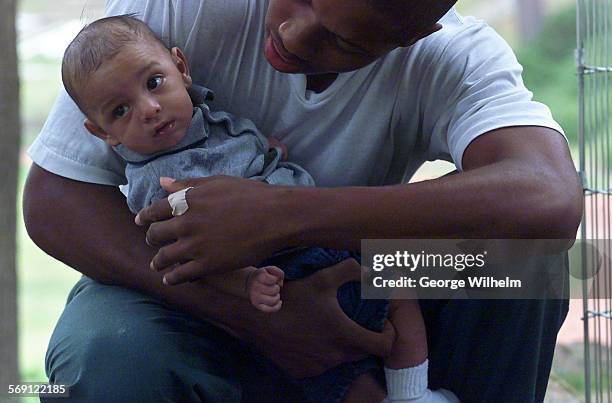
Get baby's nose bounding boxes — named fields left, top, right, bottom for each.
left=141, top=96, right=161, bottom=120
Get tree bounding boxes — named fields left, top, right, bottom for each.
left=0, top=0, right=21, bottom=388
left=516, top=0, right=546, bottom=42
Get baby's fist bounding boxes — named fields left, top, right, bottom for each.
left=248, top=266, right=284, bottom=313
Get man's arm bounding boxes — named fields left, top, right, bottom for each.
left=139, top=126, right=583, bottom=277
left=302, top=127, right=582, bottom=244
left=22, top=164, right=393, bottom=378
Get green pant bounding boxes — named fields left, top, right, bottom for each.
left=45, top=276, right=569, bottom=402
left=43, top=276, right=304, bottom=402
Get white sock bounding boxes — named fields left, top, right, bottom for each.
left=385, top=360, right=428, bottom=400
left=383, top=360, right=460, bottom=403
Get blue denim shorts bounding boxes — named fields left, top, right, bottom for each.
left=260, top=248, right=389, bottom=403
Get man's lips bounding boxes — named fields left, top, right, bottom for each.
left=264, top=32, right=306, bottom=73
left=155, top=120, right=175, bottom=136
left=271, top=34, right=303, bottom=65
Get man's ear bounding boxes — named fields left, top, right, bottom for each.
left=405, top=23, right=443, bottom=46
left=84, top=119, right=120, bottom=146
left=171, top=47, right=192, bottom=89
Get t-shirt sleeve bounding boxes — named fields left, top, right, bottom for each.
left=27, top=89, right=128, bottom=185
left=416, top=16, right=564, bottom=171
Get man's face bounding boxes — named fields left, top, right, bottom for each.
left=82, top=42, right=194, bottom=155
left=264, top=0, right=448, bottom=74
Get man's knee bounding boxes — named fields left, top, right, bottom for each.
left=44, top=281, right=241, bottom=402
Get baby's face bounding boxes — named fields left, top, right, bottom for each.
left=82, top=42, right=194, bottom=155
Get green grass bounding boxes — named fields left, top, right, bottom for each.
left=556, top=368, right=611, bottom=398
left=19, top=57, right=62, bottom=147
left=16, top=165, right=81, bottom=384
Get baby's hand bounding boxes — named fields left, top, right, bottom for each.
left=268, top=137, right=288, bottom=161
left=248, top=266, right=284, bottom=313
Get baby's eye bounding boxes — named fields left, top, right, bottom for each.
left=112, top=104, right=129, bottom=119
left=147, top=75, right=164, bottom=90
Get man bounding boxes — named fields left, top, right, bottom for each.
left=25, top=0, right=582, bottom=401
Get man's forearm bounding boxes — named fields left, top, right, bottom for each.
left=22, top=164, right=255, bottom=333
left=284, top=128, right=583, bottom=249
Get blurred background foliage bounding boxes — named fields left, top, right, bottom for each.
left=517, top=5, right=578, bottom=144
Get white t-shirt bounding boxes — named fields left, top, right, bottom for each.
left=27, top=0, right=563, bottom=188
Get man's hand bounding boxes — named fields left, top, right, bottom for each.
left=136, top=176, right=290, bottom=284
left=248, top=266, right=284, bottom=313
left=237, top=259, right=395, bottom=378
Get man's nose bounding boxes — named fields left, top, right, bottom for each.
left=278, top=13, right=321, bottom=59
left=140, top=96, right=161, bottom=121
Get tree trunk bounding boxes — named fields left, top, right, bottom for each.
left=0, top=0, right=21, bottom=388
left=516, top=0, right=546, bottom=42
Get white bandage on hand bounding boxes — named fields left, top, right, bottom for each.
left=167, top=186, right=195, bottom=216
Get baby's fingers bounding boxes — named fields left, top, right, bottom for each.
left=257, top=270, right=283, bottom=286
left=256, top=300, right=282, bottom=313
left=252, top=293, right=281, bottom=307
left=257, top=283, right=281, bottom=296
left=261, top=266, right=284, bottom=283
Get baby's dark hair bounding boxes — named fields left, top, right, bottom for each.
left=62, top=14, right=167, bottom=111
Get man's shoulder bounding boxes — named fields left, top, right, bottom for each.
left=411, top=8, right=503, bottom=62
left=383, top=8, right=517, bottom=87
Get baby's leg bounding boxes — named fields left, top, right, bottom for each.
left=385, top=299, right=428, bottom=369
left=382, top=300, right=459, bottom=403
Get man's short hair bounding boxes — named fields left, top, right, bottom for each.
left=369, top=0, right=458, bottom=32
left=61, top=14, right=167, bottom=112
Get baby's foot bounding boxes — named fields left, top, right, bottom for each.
left=381, top=389, right=459, bottom=403
left=384, top=360, right=460, bottom=402
left=248, top=266, right=284, bottom=312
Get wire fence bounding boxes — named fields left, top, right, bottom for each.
left=577, top=0, right=612, bottom=401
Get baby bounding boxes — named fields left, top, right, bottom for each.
left=61, top=15, right=457, bottom=403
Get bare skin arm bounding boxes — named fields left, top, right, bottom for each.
left=22, top=164, right=393, bottom=378
left=139, top=126, right=583, bottom=283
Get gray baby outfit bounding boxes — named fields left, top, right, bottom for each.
left=113, top=85, right=314, bottom=214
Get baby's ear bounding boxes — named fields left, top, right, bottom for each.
left=84, top=119, right=120, bottom=146
left=171, top=47, right=192, bottom=88
left=182, top=74, right=193, bottom=89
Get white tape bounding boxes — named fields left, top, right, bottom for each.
left=167, top=187, right=194, bottom=216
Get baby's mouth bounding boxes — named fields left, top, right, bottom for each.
left=155, top=120, right=175, bottom=136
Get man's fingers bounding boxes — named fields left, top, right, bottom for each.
left=160, top=177, right=199, bottom=193
left=137, top=176, right=234, bottom=226
left=163, top=260, right=203, bottom=285
left=159, top=175, right=233, bottom=193
left=315, top=258, right=362, bottom=290
left=337, top=313, right=395, bottom=359
left=146, top=219, right=182, bottom=247
left=150, top=241, right=192, bottom=271
left=135, top=198, right=173, bottom=226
